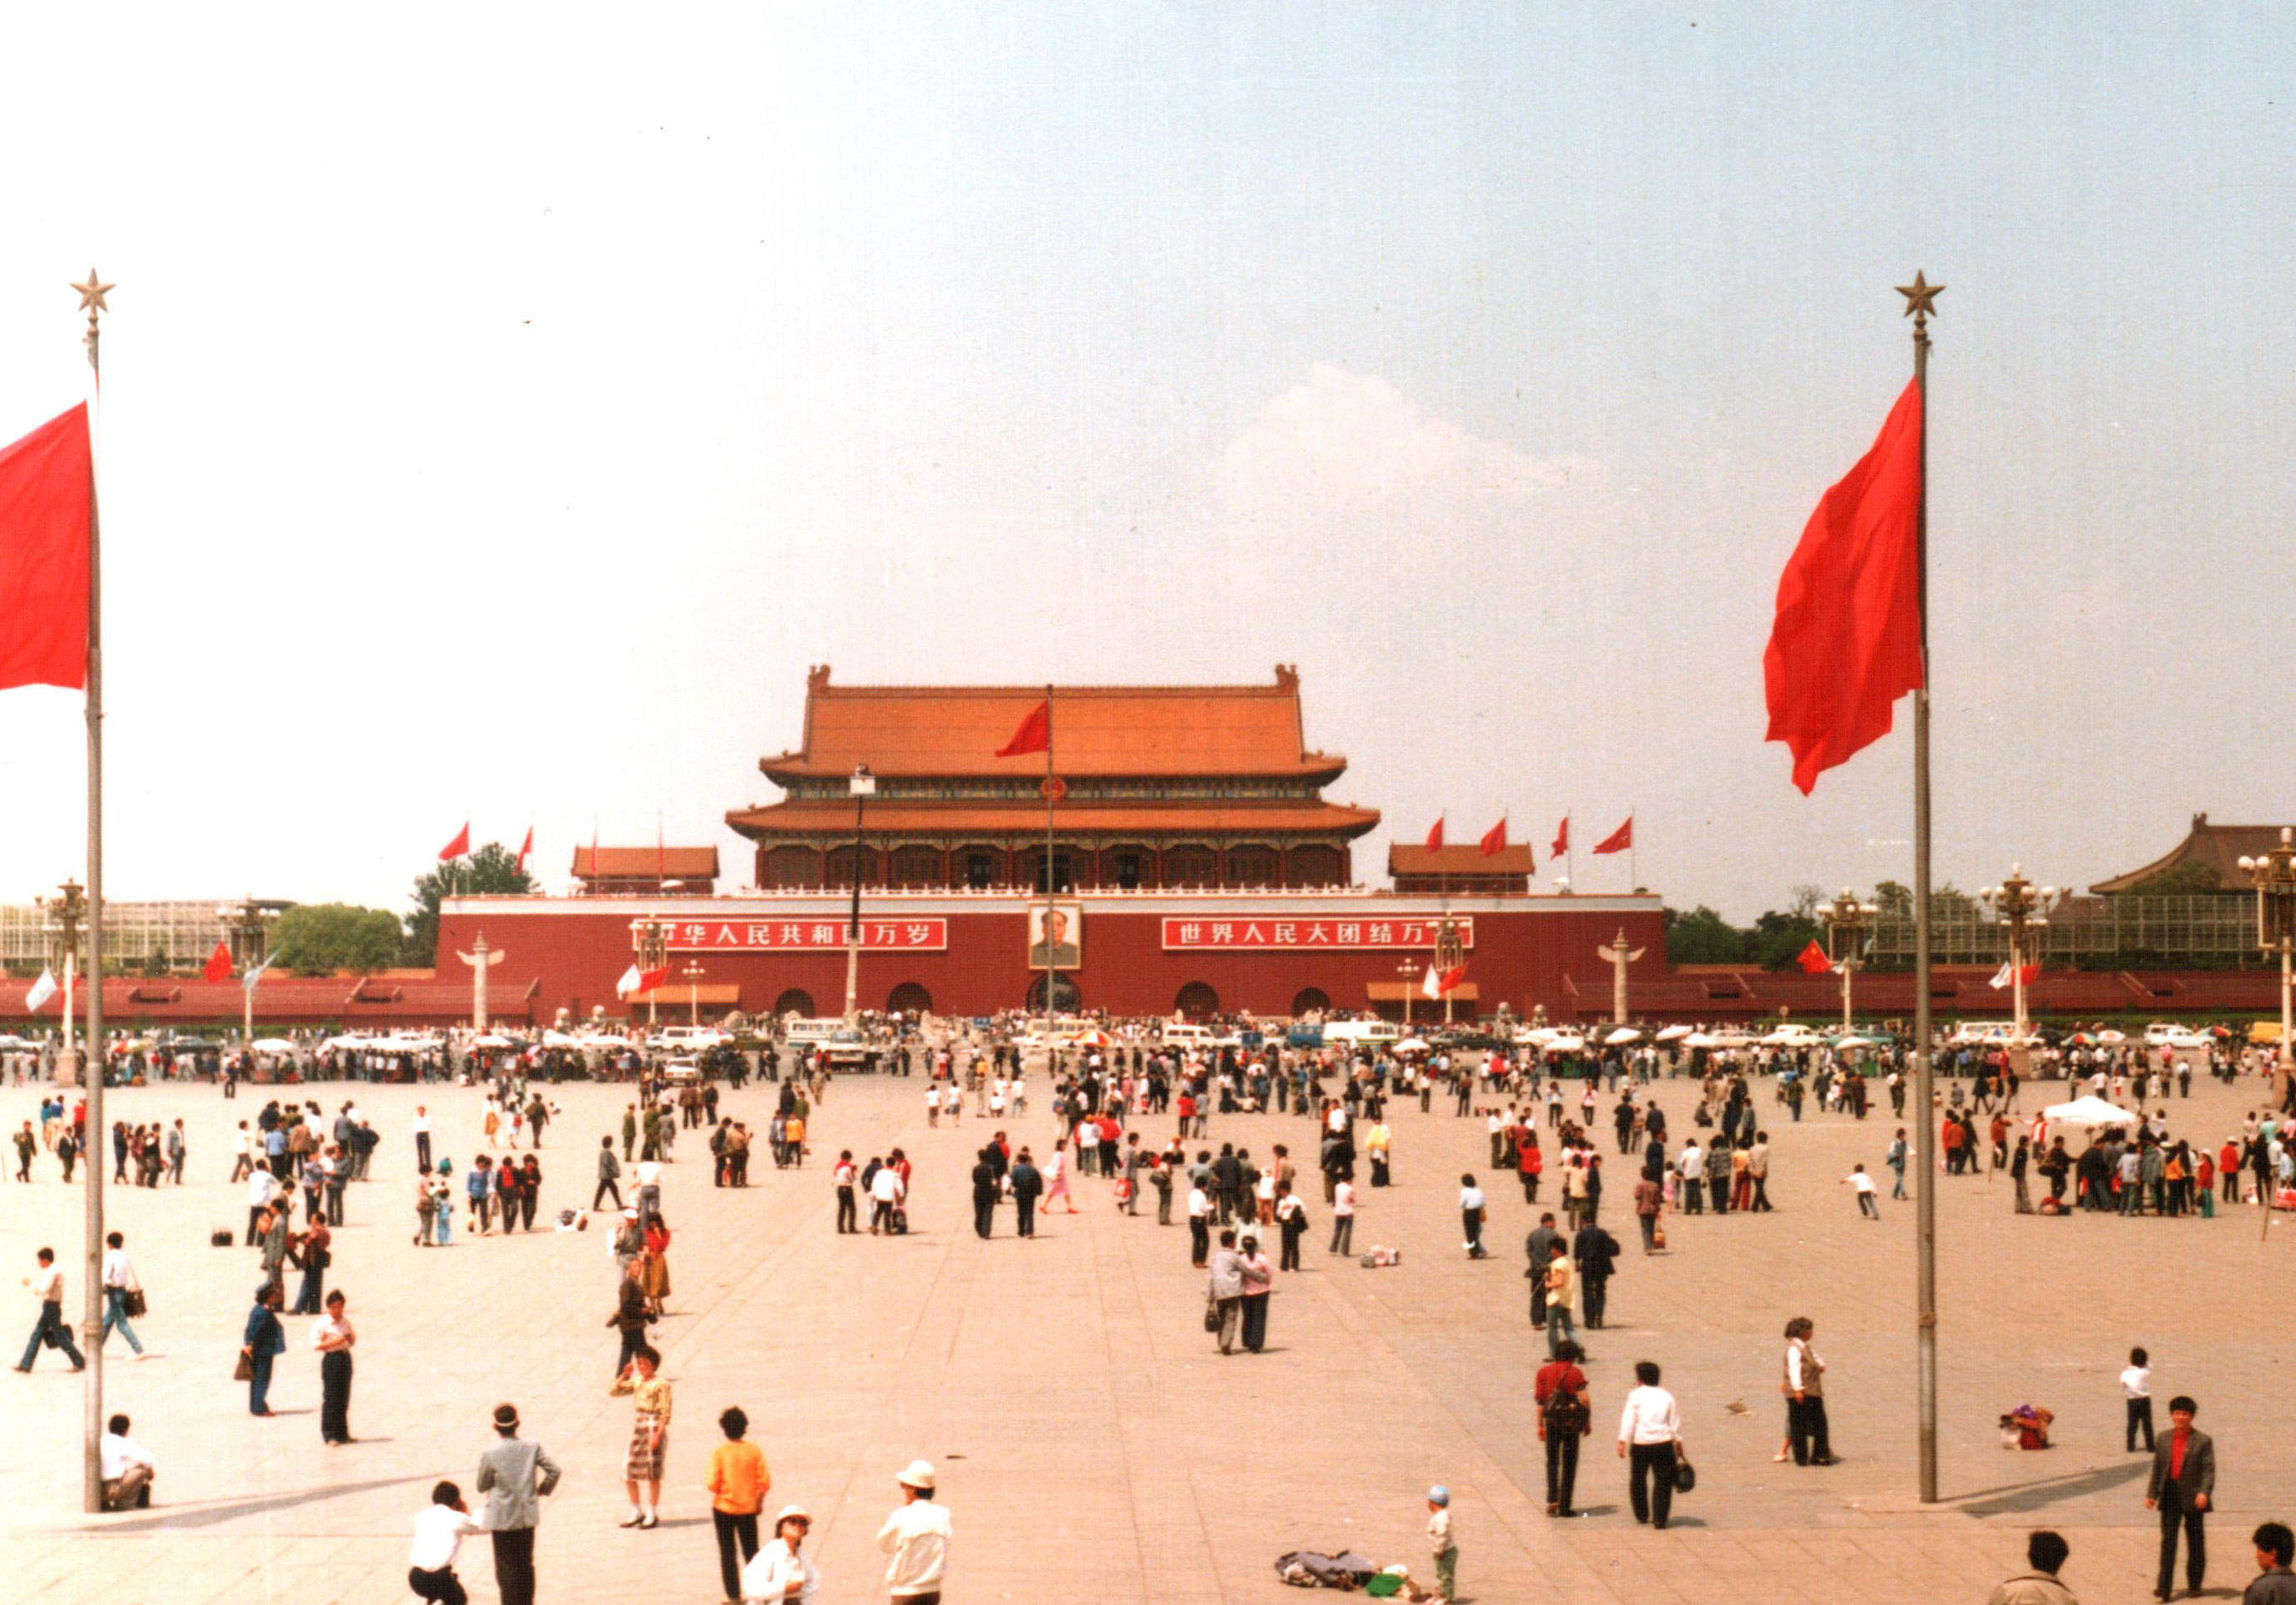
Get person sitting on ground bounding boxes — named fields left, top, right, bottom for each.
left=98, top=1412, right=155, bottom=1510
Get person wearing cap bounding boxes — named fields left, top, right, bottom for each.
left=477, top=1402, right=561, bottom=1605
left=709, top=1406, right=770, bottom=1604
left=742, top=1505, right=820, bottom=1603
left=1426, top=1486, right=1456, bottom=1602
left=877, top=1459, right=951, bottom=1602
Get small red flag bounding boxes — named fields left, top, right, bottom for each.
left=1478, top=818, right=1507, bottom=856
left=439, top=823, right=471, bottom=861
left=1552, top=817, right=1568, bottom=858
left=1764, top=380, right=1925, bottom=794
left=997, top=699, right=1052, bottom=757
left=1592, top=816, right=1632, bottom=855
left=0, top=404, right=93, bottom=693
left=1425, top=818, right=1445, bottom=853
left=1796, top=939, right=1832, bottom=975
left=638, top=964, right=670, bottom=993
left=202, top=940, right=234, bottom=984
left=517, top=825, right=533, bottom=871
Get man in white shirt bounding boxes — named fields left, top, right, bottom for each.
left=877, top=1460, right=951, bottom=1602
left=17, top=1246, right=85, bottom=1372
left=413, top=1107, right=434, bottom=1174
left=98, top=1412, right=155, bottom=1510
left=246, top=1164, right=280, bottom=1244
left=1617, top=1360, right=1683, bottom=1529
left=634, top=1158, right=664, bottom=1221
left=99, top=1230, right=145, bottom=1358
left=868, top=1163, right=905, bottom=1234
left=409, top=1478, right=486, bottom=1604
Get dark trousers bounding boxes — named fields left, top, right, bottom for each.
left=1016, top=1197, right=1037, bottom=1237
left=492, top=1527, right=537, bottom=1605
left=320, top=1349, right=353, bottom=1443
left=593, top=1179, right=622, bottom=1210
left=2157, top=1485, right=2206, bottom=1597
left=615, top=1324, right=647, bottom=1375
left=248, top=1351, right=275, bottom=1413
left=1789, top=1395, right=1831, bottom=1465
left=1582, top=1274, right=1608, bottom=1328
left=973, top=1196, right=996, bottom=1238
left=1637, top=1214, right=1657, bottom=1250
left=416, top=1133, right=432, bottom=1172
left=19, top=1299, right=84, bottom=1370
left=1280, top=1226, right=1303, bottom=1270
left=1241, top=1292, right=1269, bottom=1352
left=246, top=1206, right=265, bottom=1245
left=1753, top=1176, right=1772, bottom=1211
left=1709, top=1178, right=1728, bottom=1214
left=1544, top=1429, right=1581, bottom=1512
left=408, top=1567, right=468, bottom=1605
left=1330, top=1215, right=1355, bottom=1254
left=2127, top=1396, right=2155, bottom=1452
left=1189, top=1219, right=1210, bottom=1264
left=713, top=1508, right=760, bottom=1601
left=836, top=1187, right=857, bottom=1233
left=1627, top=1441, right=1676, bottom=1527
left=291, top=1264, right=324, bottom=1315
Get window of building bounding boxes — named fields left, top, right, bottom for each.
left=1288, top=843, right=1343, bottom=887
left=1026, top=848, right=1073, bottom=894
left=889, top=845, right=943, bottom=888
left=765, top=845, right=823, bottom=889
left=1108, top=846, right=1148, bottom=890
left=962, top=847, right=999, bottom=889
left=1225, top=845, right=1276, bottom=887
left=1163, top=844, right=1216, bottom=887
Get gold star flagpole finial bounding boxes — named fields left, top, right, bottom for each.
left=1896, top=270, right=1943, bottom=327
left=71, top=269, right=114, bottom=367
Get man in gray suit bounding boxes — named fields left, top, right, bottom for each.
left=477, top=1403, right=561, bottom=1605
left=2144, top=1394, right=2215, bottom=1602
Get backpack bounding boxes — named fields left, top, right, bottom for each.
left=1542, top=1371, right=1590, bottom=1435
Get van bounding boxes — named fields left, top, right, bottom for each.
left=1323, top=1020, right=1401, bottom=1049
left=1161, top=1022, right=1214, bottom=1049
left=784, top=1018, right=847, bottom=1047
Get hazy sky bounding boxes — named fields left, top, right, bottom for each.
left=0, top=6, right=2287, bottom=924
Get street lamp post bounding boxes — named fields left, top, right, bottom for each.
left=2238, top=829, right=2296, bottom=1102
left=36, top=880, right=87, bottom=1077
left=1395, top=955, right=1419, bottom=1028
left=682, top=961, right=706, bottom=1027
left=844, top=765, right=875, bottom=1025
left=218, top=897, right=269, bottom=1048
left=1979, top=866, right=2056, bottom=1041
left=1819, top=888, right=1879, bottom=1030
left=629, top=916, right=668, bottom=1029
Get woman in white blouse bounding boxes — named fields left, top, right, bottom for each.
left=742, top=1505, right=821, bottom=1602
left=1617, top=1360, right=1684, bottom=1529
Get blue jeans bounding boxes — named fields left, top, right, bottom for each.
left=100, top=1287, right=143, bottom=1355
left=20, top=1300, right=84, bottom=1370
left=249, top=1350, right=275, bottom=1413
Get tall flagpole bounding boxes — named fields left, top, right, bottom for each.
left=73, top=267, right=113, bottom=1515
left=1042, top=684, right=1056, bottom=1034
left=1900, top=269, right=1943, bottom=1505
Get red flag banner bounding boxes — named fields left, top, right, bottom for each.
left=1796, top=939, right=1832, bottom=975
left=1592, top=816, right=1632, bottom=855
left=1551, top=817, right=1568, bottom=858
left=1479, top=818, right=1507, bottom=856
left=0, top=404, right=92, bottom=693
left=517, top=825, right=533, bottom=871
left=1425, top=818, right=1445, bottom=853
left=439, top=823, right=471, bottom=861
left=1437, top=963, right=1468, bottom=996
left=1764, top=380, right=1926, bottom=794
left=202, top=940, right=233, bottom=984
left=997, top=699, right=1051, bottom=757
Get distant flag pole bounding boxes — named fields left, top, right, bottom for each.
left=1903, top=270, right=1942, bottom=1507
left=73, top=269, right=112, bottom=1517
left=1043, top=684, right=1056, bottom=1034
left=517, top=822, right=533, bottom=875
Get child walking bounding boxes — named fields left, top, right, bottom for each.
left=1842, top=1164, right=1880, bottom=1219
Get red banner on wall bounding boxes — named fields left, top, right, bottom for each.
left=666, top=918, right=946, bottom=951
left=1162, top=916, right=1473, bottom=951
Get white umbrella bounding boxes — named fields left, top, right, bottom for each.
left=1545, top=1034, right=1587, bottom=1052
left=1832, top=1035, right=1875, bottom=1050
left=1654, top=1024, right=1695, bottom=1042
left=2097, top=1029, right=2127, bottom=1043
left=1682, top=1032, right=1721, bottom=1048
left=250, top=1038, right=299, bottom=1054
left=2041, top=1095, right=2142, bottom=1128
left=472, top=1032, right=516, bottom=1048
left=1392, top=1037, right=1431, bottom=1054
left=1605, top=1027, right=1643, bottom=1045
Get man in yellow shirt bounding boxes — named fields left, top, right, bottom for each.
left=706, top=1406, right=769, bottom=1605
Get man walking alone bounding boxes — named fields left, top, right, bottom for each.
left=477, top=1403, right=560, bottom=1605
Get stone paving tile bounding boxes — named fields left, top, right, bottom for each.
left=1, top=1071, right=2291, bottom=1602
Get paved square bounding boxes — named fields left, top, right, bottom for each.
left=3, top=1067, right=2291, bottom=1603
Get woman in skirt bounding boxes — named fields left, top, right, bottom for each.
left=618, top=1343, right=672, bottom=1527
left=638, top=1215, right=674, bottom=1316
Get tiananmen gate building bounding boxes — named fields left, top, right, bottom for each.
left=437, top=666, right=1667, bottom=1022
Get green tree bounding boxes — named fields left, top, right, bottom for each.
left=272, top=903, right=403, bottom=975
left=403, top=842, right=535, bottom=966
left=140, top=941, right=169, bottom=978
left=1663, top=906, right=1747, bottom=965
left=1750, top=907, right=1824, bottom=971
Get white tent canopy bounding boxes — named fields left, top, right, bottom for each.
left=1654, top=1024, right=1694, bottom=1042
left=1605, top=1027, right=1643, bottom=1045
left=2041, top=1095, right=2142, bottom=1128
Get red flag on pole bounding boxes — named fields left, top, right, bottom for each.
left=517, top=825, right=532, bottom=872
left=202, top=940, right=233, bottom=983
left=1764, top=380, right=1926, bottom=794
left=1796, top=939, right=1832, bottom=975
left=1552, top=817, right=1568, bottom=858
left=1592, top=816, right=1633, bottom=855
left=439, top=823, right=470, bottom=861
left=1425, top=818, right=1445, bottom=853
left=997, top=700, right=1051, bottom=757
left=0, top=404, right=93, bottom=693
left=1478, top=818, right=1506, bottom=856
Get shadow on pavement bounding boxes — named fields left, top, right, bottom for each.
left=73, top=1474, right=432, bottom=1532
left=1955, top=1460, right=2148, bottom=1516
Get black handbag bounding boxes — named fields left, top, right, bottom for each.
left=1204, top=1298, right=1221, bottom=1333
left=1673, top=1454, right=1697, bottom=1493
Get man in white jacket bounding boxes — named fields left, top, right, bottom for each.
left=877, top=1460, right=950, bottom=1603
